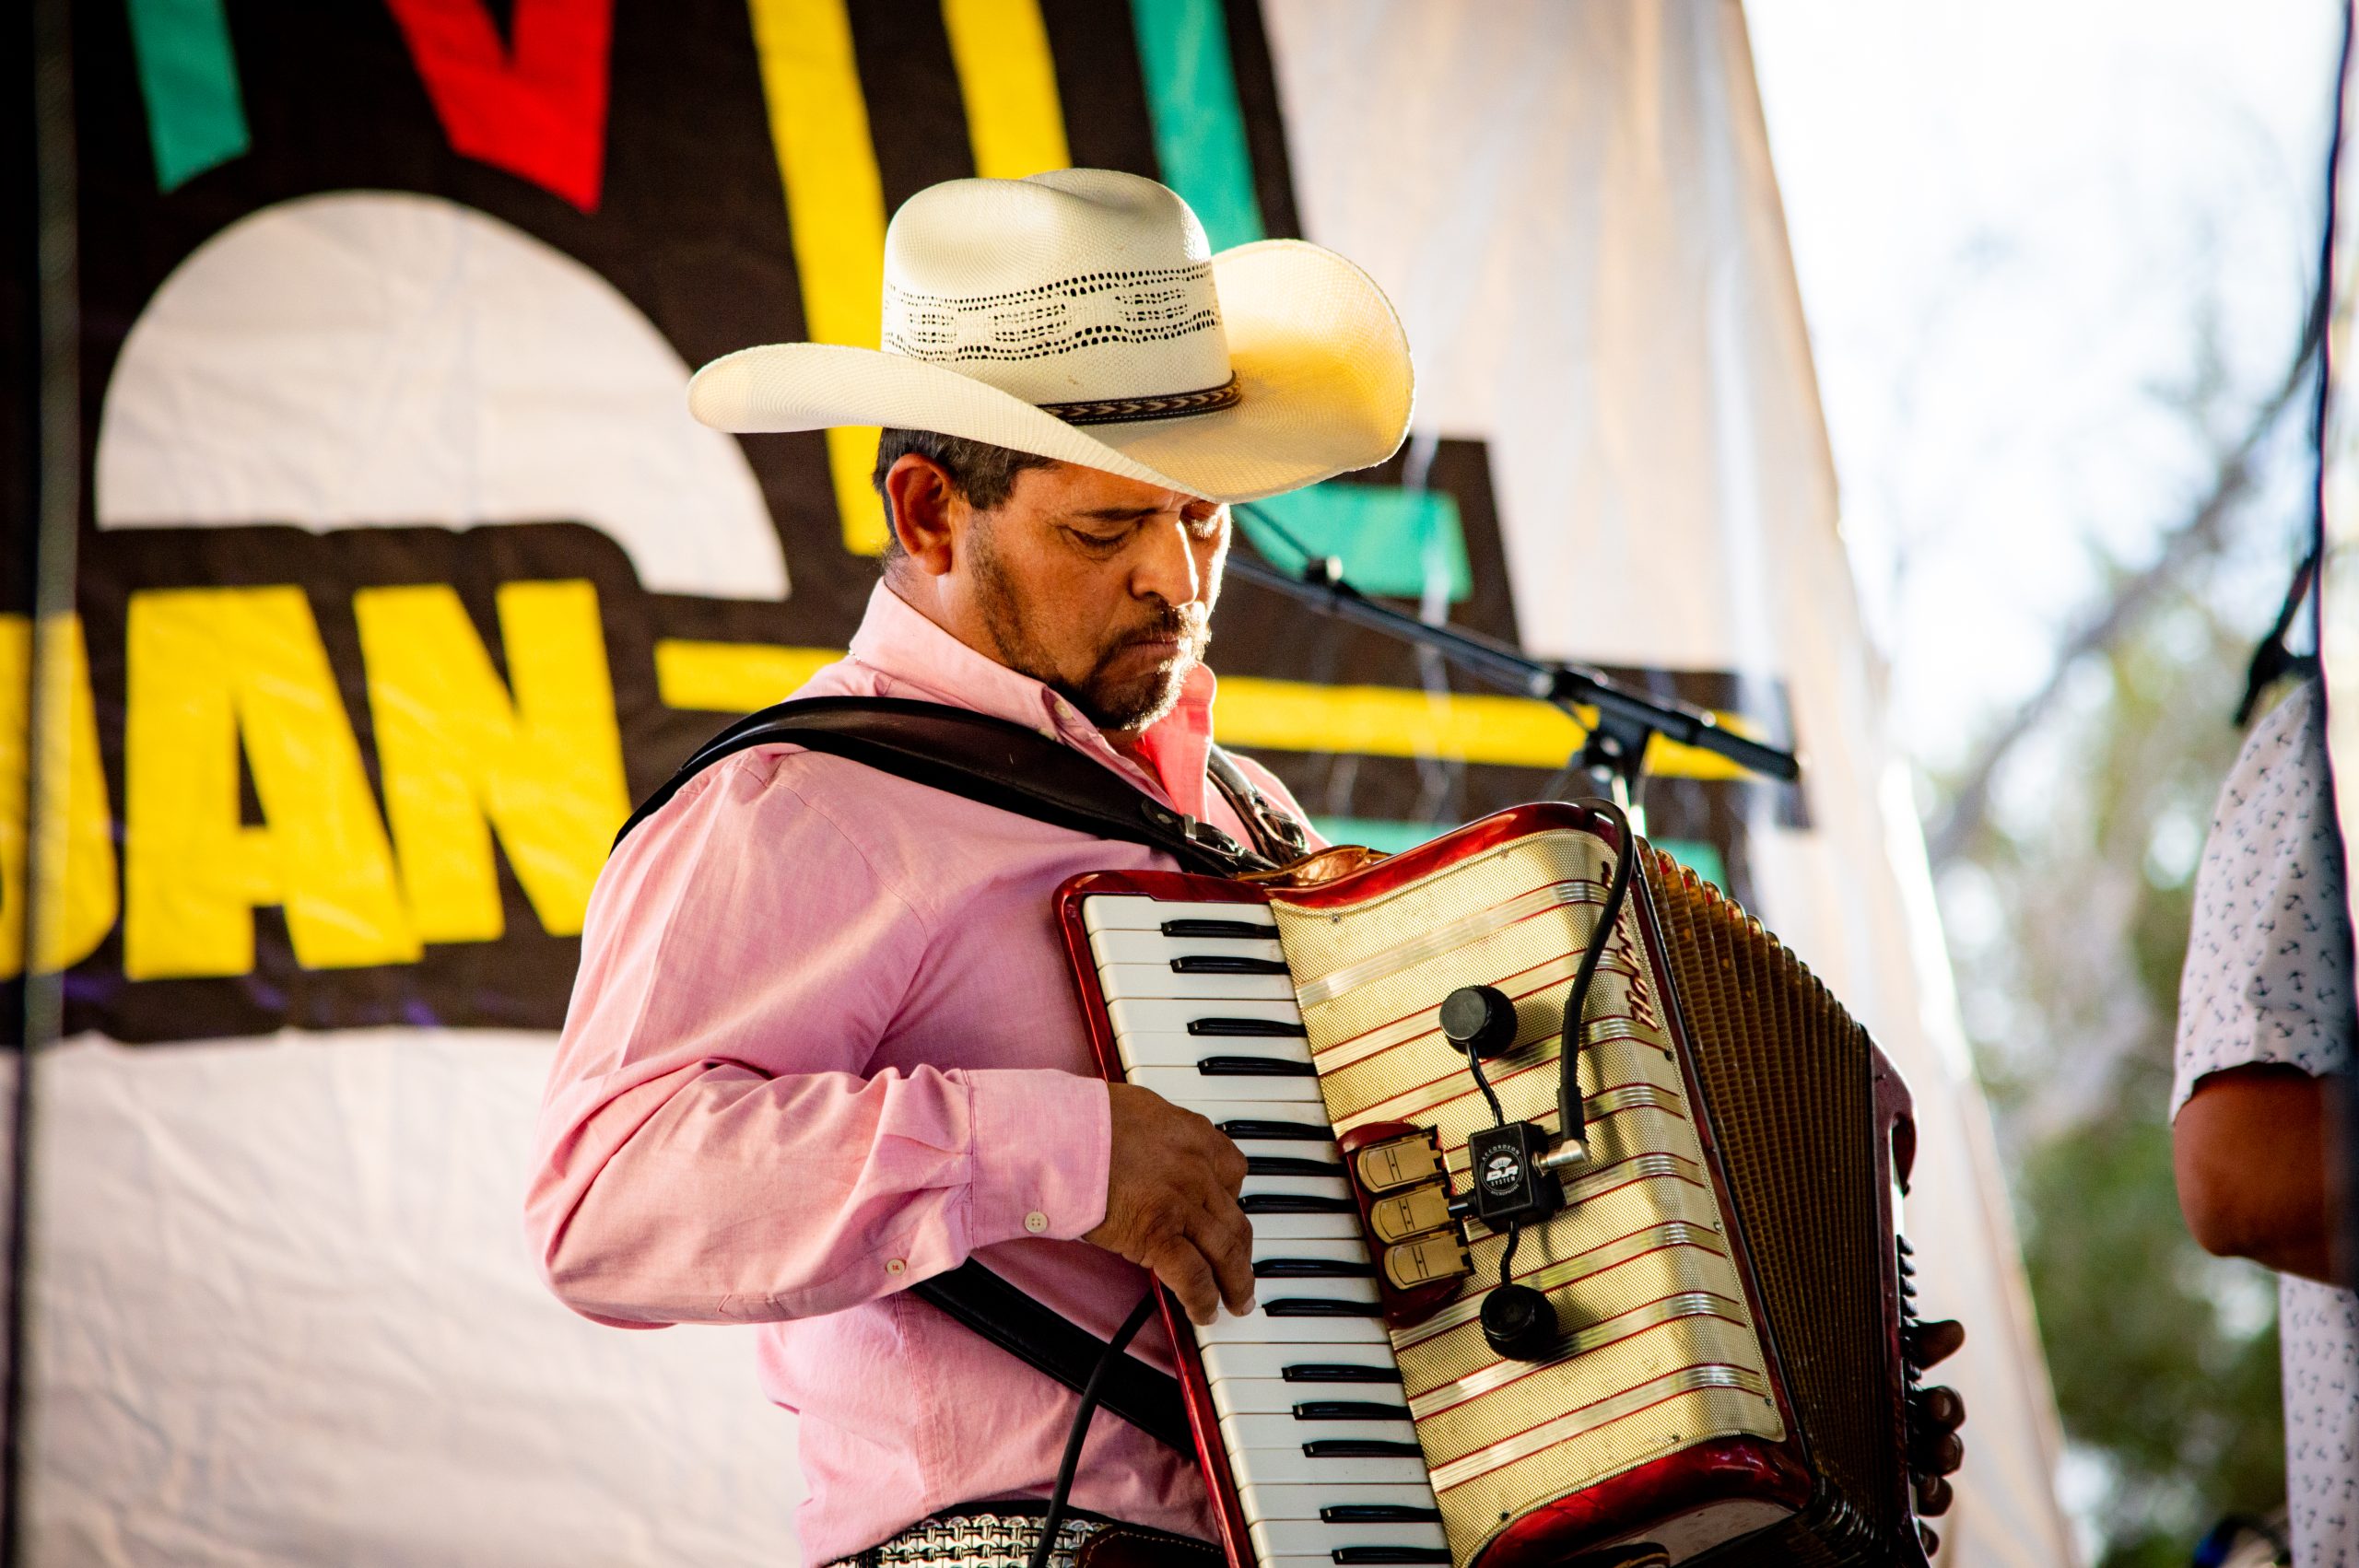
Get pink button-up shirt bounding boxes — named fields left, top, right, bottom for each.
left=527, top=582, right=1314, bottom=1562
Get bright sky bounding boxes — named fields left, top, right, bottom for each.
left=1746, top=0, right=2341, bottom=772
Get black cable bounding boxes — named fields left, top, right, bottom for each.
left=1559, top=800, right=1636, bottom=1153
left=1498, top=1223, right=1522, bottom=1290
left=1030, top=1288, right=1162, bottom=1568
left=1461, top=1036, right=1507, bottom=1128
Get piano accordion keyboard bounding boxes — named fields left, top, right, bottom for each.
left=1080, top=895, right=1451, bottom=1568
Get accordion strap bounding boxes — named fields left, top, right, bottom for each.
left=616, top=694, right=1276, bottom=876
left=910, top=1261, right=1194, bottom=1455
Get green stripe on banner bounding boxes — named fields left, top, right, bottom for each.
left=1128, top=0, right=1262, bottom=249
left=125, top=0, right=251, bottom=191
left=1309, top=820, right=1730, bottom=895
left=1242, top=486, right=1472, bottom=602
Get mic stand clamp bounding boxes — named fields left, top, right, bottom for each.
left=1572, top=710, right=1658, bottom=821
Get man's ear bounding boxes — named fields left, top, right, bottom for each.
left=883, top=454, right=961, bottom=577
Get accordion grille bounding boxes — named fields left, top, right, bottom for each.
left=1640, top=848, right=1902, bottom=1562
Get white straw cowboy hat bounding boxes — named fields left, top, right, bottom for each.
left=687, top=169, right=1414, bottom=502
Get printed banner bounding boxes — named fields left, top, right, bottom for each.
left=9, top=2, right=2071, bottom=1562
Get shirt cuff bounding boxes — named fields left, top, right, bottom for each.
left=966, top=1069, right=1111, bottom=1246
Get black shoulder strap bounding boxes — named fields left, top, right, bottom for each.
left=616, top=695, right=1272, bottom=877
left=909, top=1262, right=1193, bottom=1453
left=1206, top=745, right=1313, bottom=862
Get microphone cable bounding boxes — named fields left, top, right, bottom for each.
left=1557, top=799, right=1635, bottom=1157
left=1029, top=1286, right=1163, bottom=1568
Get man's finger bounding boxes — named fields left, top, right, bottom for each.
left=1209, top=1133, right=1248, bottom=1197
left=1152, top=1238, right=1221, bottom=1327
left=1919, top=1387, right=1966, bottom=1431
left=1915, top=1473, right=1954, bottom=1517
left=1910, top=1318, right=1966, bottom=1369
left=1912, top=1430, right=1965, bottom=1478
left=1191, top=1199, right=1257, bottom=1316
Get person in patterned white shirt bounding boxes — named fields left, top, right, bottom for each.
left=2174, top=679, right=2355, bottom=1568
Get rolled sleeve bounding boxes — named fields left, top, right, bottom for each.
left=966, top=1067, right=1110, bottom=1245
left=2174, top=685, right=2357, bottom=1117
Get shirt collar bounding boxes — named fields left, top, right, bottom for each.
left=844, top=581, right=1221, bottom=820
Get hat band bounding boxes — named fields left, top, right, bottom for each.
left=1038, top=375, right=1241, bottom=427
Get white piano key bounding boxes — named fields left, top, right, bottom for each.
left=1115, top=1033, right=1314, bottom=1070
left=1240, top=1174, right=1353, bottom=1203
left=1248, top=1235, right=1365, bottom=1268
left=1082, top=896, right=1275, bottom=932
left=1195, top=1305, right=1391, bottom=1345
left=1201, top=1341, right=1402, bottom=1385
left=1205, top=1445, right=1431, bottom=1485
left=1098, top=963, right=1298, bottom=1002
left=1235, top=1480, right=1443, bottom=1524
left=1238, top=1211, right=1365, bottom=1242
left=1226, top=1413, right=1410, bottom=1445
left=1250, top=1519, right=1450, bottom=1557
left=1259, top=1276, right=1381, bottom=1307
left=1125, top=1067, right=1325, bottom=1106
left=1210, top=1377, right=1412, bottom=1418
left=1105, top=996, right=1305, bottom=1036
left=1092, top=929, right=1286, bottom=965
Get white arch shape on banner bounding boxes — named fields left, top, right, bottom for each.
left=93, top=189, right=788, bottom=601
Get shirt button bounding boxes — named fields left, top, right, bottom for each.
left=885, top=1258, right=907, bottom=1275
left=1024, top=1211, right=1050, bottom=1234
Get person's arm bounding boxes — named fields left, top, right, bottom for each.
left=525, top=750, right=1255, bottom=1330
left=2174, top=1062, right=2346, bottom=1285
left=525, top=754, right=1114, bottom=1328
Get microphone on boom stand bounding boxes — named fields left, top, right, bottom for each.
left=1226, top=504, right=1803, bottom=820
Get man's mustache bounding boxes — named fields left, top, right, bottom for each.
left=1120, top=603, right=1210, bottom=649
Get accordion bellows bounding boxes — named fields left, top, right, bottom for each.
left=1059, top=803, right=1926, bottom=1568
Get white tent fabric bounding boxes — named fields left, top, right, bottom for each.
left=1258, top=5, right=2075, bottom=1565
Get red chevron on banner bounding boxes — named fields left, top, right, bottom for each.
left=384, top=0, right=614, bottom=212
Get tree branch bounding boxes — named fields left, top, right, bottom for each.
left=1923, top=332, right=2320, bottom=866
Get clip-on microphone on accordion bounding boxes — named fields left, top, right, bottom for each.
left=1442, top=798, right=1638, bottom=1366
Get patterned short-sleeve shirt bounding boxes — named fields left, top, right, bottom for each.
left=2174, top=682, right=2356, bottom=1568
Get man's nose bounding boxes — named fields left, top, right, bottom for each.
left=1131, top=516, right=1203, bottom=606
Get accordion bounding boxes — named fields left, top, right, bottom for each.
left=1056, top=803, right=1931, bottom=1568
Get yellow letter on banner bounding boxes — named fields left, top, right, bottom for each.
left=745, top=0, right=893, bottom=556
left=353, top=580, right=628, bottom=942
left=124, top=586, right=419, bottom=979
left=0, top=615, right=118, bottom=977
left=942, top=0, right=1071, bottom=179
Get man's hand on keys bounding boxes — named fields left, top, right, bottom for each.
left=1086, top=1082, right=1258, bottom=1326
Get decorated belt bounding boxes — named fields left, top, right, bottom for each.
left=830, top=1507, right=1219, bottom=1568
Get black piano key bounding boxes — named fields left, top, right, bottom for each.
left=1241, top=1194, right=1358, bottom=1215
left=1282, top=1363, right=1402, bottom=1384
left=1197, top=1056, right=1317, bottom=1078
left=1161, top=918, right=1280, bottom=940
left=1292, top=1400, right=1413, bottom=1422
left=1303, top=1439, right=1426, bottom=1458
left=1332, top=1550, right=1454, bottom=1565
left=1170, top=954, right=1292, bottom=976
left=1320, top=1506, right=1443, bottom=1525
left=1254, top=1257, right=1374, bottom=1279
left=1244, top=1154, right=1341, bottom=1177
left=1221, top=1118, right=1331, bottom=1141
left=1190, top=1017, right=1309, bottom=1037
left=1264, top=1298, right=1386, bottom=1318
